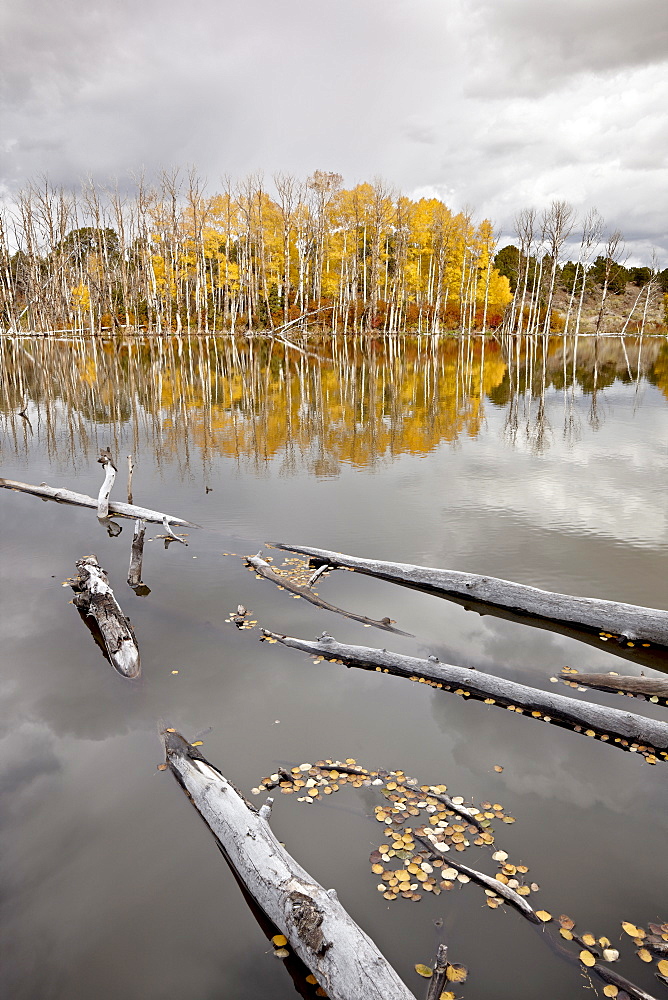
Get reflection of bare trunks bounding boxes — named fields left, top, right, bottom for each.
left=69, top=555, right=140, bottom=678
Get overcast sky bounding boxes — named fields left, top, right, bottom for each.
left=2, top=0, right=667, bottom=262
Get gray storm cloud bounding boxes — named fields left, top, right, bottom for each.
left=1, top=0, right=667, bottom=260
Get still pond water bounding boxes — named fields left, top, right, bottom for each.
left=1, top=333, right=667, bottom=1000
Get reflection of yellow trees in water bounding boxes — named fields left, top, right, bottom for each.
left=1, top=335, right=666, bottom=471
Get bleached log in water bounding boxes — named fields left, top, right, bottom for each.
left=272, top=544, right=668, bottom=651
left=162, top=730, right=416, bottom=1000
left=69, top=555, right=140, bottom=678
left=261, top=630, right=668, bottom=758
left=1, top=478, right=196, bottom=527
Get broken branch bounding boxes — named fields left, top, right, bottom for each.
left=559, top=670, right=668, bottom=701
left=96, top=449, right=116, bottom=518
left=127, top=519, right=147, bottom=589
left=246, top=553, right=412, bottom=636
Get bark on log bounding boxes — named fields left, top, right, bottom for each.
left=97, top=450, right=116, bottom=518
left=559, top=670, right=668, bottom=700
left=1, top=478, right=196, bottom=527
left=246, top=554, right=413, bottom=636
left=69, top=556, right=140, bottom=678
left=162, top=730, right=416, bottom=1000
left=272, top=544, right=668, bottom=655
left=261, top=631, right=668, bottom=758
left=127, top=519, right=146, bottom=588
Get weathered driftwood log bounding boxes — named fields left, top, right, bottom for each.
left=69, top=556, right=140, bottom=678
left=96, top=449, right=116, bottom=518
left=560, top=669, right=668, bottom=700
left=1, top=478, right=196, bottom=527
left=246, top=554, right=413, bottom=636
left=261, top=631, right=668, bottom=759
left=162, top=730, right=416, bottom=1000
left=591, top=964, right=659, bottom=1000
left=272, top=544, right=668, bottom=653
left=127, top=519, right=146, bottom=588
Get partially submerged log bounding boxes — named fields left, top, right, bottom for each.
left=127, top=519, right=147, bottom=589
left=96, top=449, right=116, bottom=518
left=272, top=544, right=668, bottom=658
left=261, top=630, right=668, bottom=759
left=1, top=478, right=196, bottom=527
left=69, top=556, right=140, bottom=678
left=246, top=553, right=413, bottom=636
left=559, top=669, right=668, bottom=701
left=162, top=730, right=416, bottom=1000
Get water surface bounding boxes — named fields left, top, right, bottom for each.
left=1, top=333, right=667, bottom=1000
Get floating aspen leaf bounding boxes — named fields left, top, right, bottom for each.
left=580, top=950, right=596, bottom=967
left=315, top=988, right=327, bottom=997
left=636, top=948, right=652, bottom=962
left=271, top=934, right=288, bottom=947
left=622, top=922, right=643, bottom=938
left=191, top=741, right=204, bottom=747
left=494, top=765, right=504, bottom=772
left=157, top=763, right=168, bottom=771
left=559, top=915, right=575, bottom=930
left=445, top=964, right=468, bottom=983
left=536, top=911, right=552, bottom=923
left=581, top=933, right=596, bottom=947
left=415, top=964, right=433, bottom=978
left=305, top=974, right=318, bottom=985
left=273, top=948, right=289, bottom=958
left=560, top=928, right=573, bottom=940
left=658, top=959, right=668, bottom=976
left=603, top=986, right=619, bottom=997
left=440, top=993, right=457, bottom=1000
left=165, top=728, right=176, bottom=733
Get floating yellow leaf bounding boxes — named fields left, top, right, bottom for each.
left=622, top=922, right=643, bottom=938
left=446, top=964, right=468, bottom=983
left=637, top=948, right=652, bottom=963
left=439, top=993, right=457, bottom=1000
left=191, top=741, right=203, bottom=747
left=658, top=959, right=668, bottom=976
left=156, top=763, right=168, bottom=771
left=305, top=975, right=317, bottom=985
left=271, top=934, right=288, bottom=947
left=536, top=911, right=552, bottom=923
left=560, top=928, right=573, bottom=940
left=581, top=933, right=596, bottom=947
left=273, top=948, right=289, bottom=958
left=494, top=765, right=504, bottom=772
left=580, top=950, right=596, bottom=967
left=415, top=964, right=433, bottom=978
left=603, top=986, right=619, bottom=997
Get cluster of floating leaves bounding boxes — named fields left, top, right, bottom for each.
left=252, top=761, right=541, bottom=910
left=224, top=606, right=258, bottom=631
left=414, top=959, right=468, bottom=998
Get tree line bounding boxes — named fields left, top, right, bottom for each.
left=495, top=203, right=668, bottom=336
left=0, top=171, right=511, bottom=336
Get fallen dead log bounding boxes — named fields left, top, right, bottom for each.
left=1, top=478, right=196, bottom=527
left=246, top=553, right=413, bottom=636
left=559, top=669, right=668, bottom=701
left=69, top=555, right=140, bottom=678
left=162, top=729, right=416, bottom=1000
left=272, top=544, right=668, bottom=654
left=261, top=630, right=668, bottom=759
left=97, top=449, right=116, bottom=518
left=127, top=519, right=146, bottom=589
